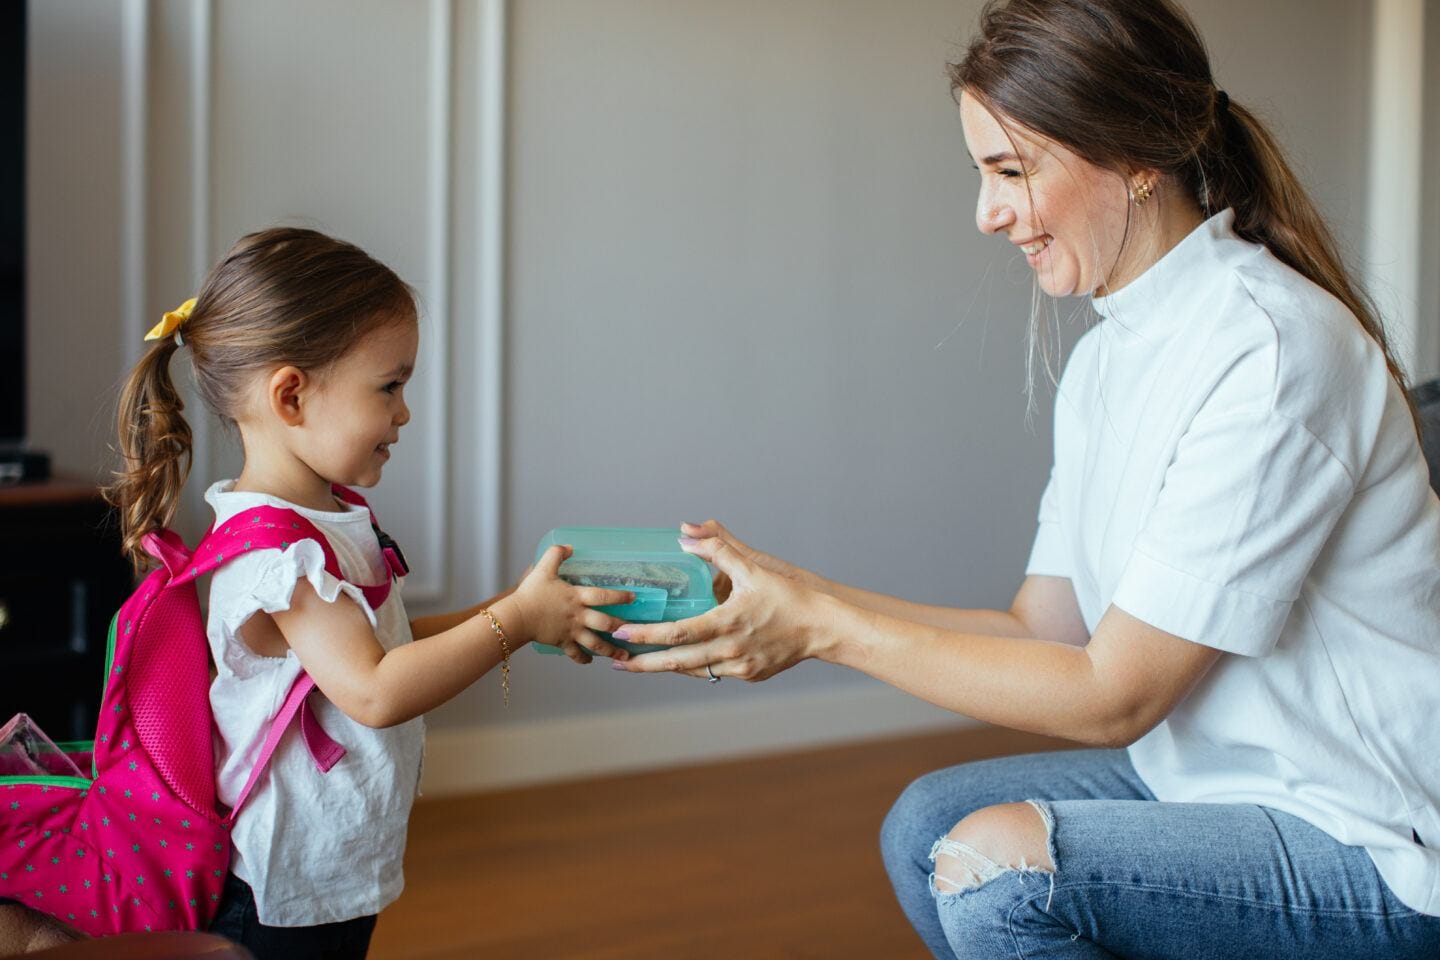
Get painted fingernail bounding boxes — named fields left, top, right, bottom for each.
left=678, top=537, right=700, bottom=547
left=612, top=627, right=631, bottom=640
left=611, top=661, right=629, bottom=671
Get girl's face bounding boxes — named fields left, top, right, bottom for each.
left=298, top=319, right=418, bottom=489
left=959, top=91, right=1136, bottom=297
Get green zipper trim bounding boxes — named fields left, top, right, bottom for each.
left=0, top=774, right=90, bottom=789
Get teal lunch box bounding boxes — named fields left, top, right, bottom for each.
left=532, top=527, right=717, bottom=655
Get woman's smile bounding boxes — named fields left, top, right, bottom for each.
left=1016, top=235, right=1052, bottom=264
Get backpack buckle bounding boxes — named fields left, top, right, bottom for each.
left=373, top=525, right=409, bottom=581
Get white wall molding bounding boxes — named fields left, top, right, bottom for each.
left=185, top=0, right=214, bottom=535
left=119, top=0, right=149, bottom=375
left=1366, top=0, right=1425, bottom=378
left=420, top=682, right=975, bottom=796
left=407, top=0, right=457, bottom=604
left=476, top=0, right=508, bottom=600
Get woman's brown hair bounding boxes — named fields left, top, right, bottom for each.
left=104, top=227, right=417, bottom=571
left=950, top=0, right=1416, bottom=429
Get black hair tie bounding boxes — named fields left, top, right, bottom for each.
left=1216, top=89, right=1230, bottom=114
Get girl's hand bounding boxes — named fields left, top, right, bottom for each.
left=679, top=519, right=828, bottom=602
left=612, top=534, right=828, bottom=681
left=508, top=544, right=635, bottom=664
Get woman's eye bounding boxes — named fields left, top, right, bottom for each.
left=999, top=168, right=1023, bottom=179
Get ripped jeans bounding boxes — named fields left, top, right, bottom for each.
left=879, top=749, right=1440, bottom=959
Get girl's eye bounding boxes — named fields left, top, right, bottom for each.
left=383, top=381, right=403, bottom=394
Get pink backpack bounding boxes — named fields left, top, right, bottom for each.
left=0, top=485, right=404, bottom=936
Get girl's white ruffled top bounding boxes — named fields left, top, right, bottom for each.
left=204, top=480, right=425, bottom=927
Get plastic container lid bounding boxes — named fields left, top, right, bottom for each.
left=532, top=527, right=716, bottom=655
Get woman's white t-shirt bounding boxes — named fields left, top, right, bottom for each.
left=1026, top=209, right=1440, bottom=915
left=204, top=480, right=425, bottom=927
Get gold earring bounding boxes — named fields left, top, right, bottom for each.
left=1132, top=180, right=1153, bottom=205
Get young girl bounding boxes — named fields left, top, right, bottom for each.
left=101, top=227, right=635, bottom=959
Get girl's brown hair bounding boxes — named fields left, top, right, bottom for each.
left=104, top=227, right=417, bottom=571
left=950, top=0, right=1415, bottom=429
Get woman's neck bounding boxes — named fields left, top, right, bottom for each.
left=1097, top=189, right=1206, bottom=296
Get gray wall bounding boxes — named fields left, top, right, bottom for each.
left=1423, top=3, right=1440, bottom=379
left=25, top=1, right=1392, bottom=786
left=483, top=0, right=1374, bottom=723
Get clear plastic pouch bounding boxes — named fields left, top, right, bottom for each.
left=0, top=713, right=86, bottom=778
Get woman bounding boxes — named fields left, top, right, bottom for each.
left=611, top=0, right=1440, bottom=956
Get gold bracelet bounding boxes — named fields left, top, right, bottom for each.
left=479, top=607, right=510, bottom=707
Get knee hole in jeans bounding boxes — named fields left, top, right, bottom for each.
left=929, top=799, right=1056, bottom=896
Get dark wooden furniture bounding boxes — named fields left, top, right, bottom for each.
left=0, top=479, right=133, bottom=742
left=26, top=931, right=252, bottom=959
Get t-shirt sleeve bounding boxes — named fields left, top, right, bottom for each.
left=1110, top=408, right=1354, bottom=657
left=1025, top=470, right=1071, bottom=579
left=210, top=539, right=379, bottom=653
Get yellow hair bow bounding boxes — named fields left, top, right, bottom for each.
left=145, top=297, right=197, bottom=342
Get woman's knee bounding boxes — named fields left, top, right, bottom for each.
left=931, top=800, right=1054, bottom=895
left=881, top=765, right=985, bottom=869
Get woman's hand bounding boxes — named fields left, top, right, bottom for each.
left=612, top=532, right=830, bottom=681
left=508, top=544, right=635, bottom=664
left=679, top=519, right=829, bottom=602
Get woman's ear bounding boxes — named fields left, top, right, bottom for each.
left=1125, top=165, right=1163, bottom=205
left=267, top=365, right=309, bottom=427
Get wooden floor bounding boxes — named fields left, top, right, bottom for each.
left=370, top=727, right=1074, bottom=960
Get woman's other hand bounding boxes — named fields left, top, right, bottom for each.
left=509, top=544, right=635, bottom=664
left=679, top=519, right=828, bottom=603
left=612, top=532, right=830, bottom=682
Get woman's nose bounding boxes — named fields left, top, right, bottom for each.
left=976, top=189, right=1014, bottom=235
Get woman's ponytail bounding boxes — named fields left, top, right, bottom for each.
left=1197, top=94, right=1418, bottom=433
left=103, top=338, right=194, bottom=573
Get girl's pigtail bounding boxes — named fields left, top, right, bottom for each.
left=103, top=338, right=194, bottom=572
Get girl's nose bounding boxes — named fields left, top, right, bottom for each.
left=396, top=398, right=411, bottom=426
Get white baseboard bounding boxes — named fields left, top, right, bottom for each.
left=419, top=684, right=978, bottom=796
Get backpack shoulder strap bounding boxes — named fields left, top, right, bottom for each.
left=223, top=671, right=344, bottom=825
left=186, top=502, right=398, bottom=610
left=174, top=505, right=346, bottom=586
left=168, top=507, right=353, bottom=804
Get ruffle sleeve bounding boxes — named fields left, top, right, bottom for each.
left=210, top=540, right=378, bottom=670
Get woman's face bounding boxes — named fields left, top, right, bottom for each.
left=959, top=91, right=1135, bottom=297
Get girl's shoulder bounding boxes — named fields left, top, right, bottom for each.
left=203, top=479, right=387, bottom=622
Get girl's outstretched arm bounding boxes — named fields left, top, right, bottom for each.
left=268, top=545, right=634, bottom=727
left=410, top=587, right=516, bottom=640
